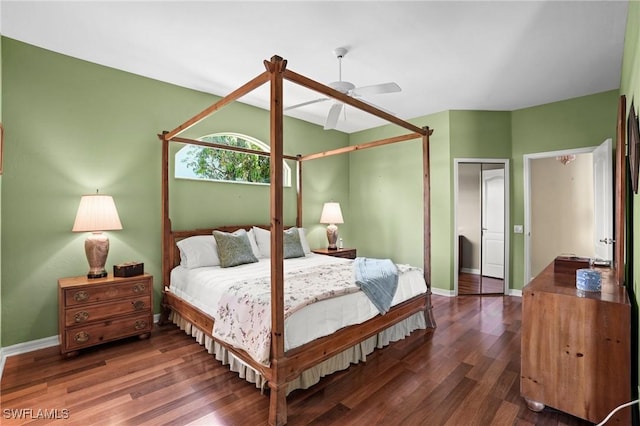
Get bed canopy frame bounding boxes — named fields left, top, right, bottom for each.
left=158, top=55, right=435, bottom=425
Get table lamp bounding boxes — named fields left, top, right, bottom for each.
left=72, top=192, right=123, bottom=278
left=320, top=202, right=344, bottom=250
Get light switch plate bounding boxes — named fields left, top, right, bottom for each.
left=514, top=225, right=524, bottom=234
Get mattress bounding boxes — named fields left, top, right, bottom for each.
left=169, top=253, right=427, bottom=364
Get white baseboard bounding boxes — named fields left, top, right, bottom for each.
left=0, top=313, right=162, bottom=379
left=0, top=335, right=59, bottom=379
left=431, top=287, right=456, bottom=297
left=460, top=268, right=480, bottom=275
left=431, top=287, right=521, bottom=297
left=2, top=335, right=60, bottom=359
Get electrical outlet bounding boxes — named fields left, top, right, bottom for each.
left=514, top=225, right=524, bottom=234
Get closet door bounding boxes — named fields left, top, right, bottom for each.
left=481, top=168, right=505, bottom=279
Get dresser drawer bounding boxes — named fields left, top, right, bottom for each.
left=63, top=295, right=151, bottom=327
left=64, top=313, right=153, bottom=351
left=63, top=278, right=150, bottom=307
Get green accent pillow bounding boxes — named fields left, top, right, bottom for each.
left=212, top=229, right=259, bottom=268
left=283, top=227, right=305, bottom=259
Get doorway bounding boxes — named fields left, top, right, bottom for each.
left=454, top=159, right=510, bottom=295
left=523, top=139, right=613, bottom=283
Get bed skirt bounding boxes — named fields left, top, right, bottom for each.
left=169, top=311, right=426, bottom=394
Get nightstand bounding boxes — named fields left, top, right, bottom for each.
left=312, top=247, right=357, bottom=259
left=58, top=273, right=153, bottom=357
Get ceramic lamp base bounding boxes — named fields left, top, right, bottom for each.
left=326, top=224, right=339, bottom=250
left=85, top=232, right=109, bottom=279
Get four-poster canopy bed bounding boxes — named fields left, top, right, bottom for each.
left=157, top=55, right=436, bottom=425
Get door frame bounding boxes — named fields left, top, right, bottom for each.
left=453, top=158, right=510, bottom=296
left=523, top=144, right=605, bottom=284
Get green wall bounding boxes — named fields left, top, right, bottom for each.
left=0, top=38, right=348, bottom=347
left=619, top=0, right=640, bottom=401
left=348, top=112, right=449, bottom=282
left=449, top=110, right=512, bottom=160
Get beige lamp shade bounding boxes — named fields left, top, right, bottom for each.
left=72, top=194, right=122, bottom=279
left=320, top=202, right=344, bottom=225
left=72, top=194, right=123, bottom=232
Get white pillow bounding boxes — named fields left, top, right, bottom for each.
left=297, top=228, right=311, bottom=254
left=247, top=228, right=262, bottom=259
left=252, top=226, right=271, bottom=258
left=176, top=235, right=219, bottom=269
left=252, top=226, right=311, bottom=257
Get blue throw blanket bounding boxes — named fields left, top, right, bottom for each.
left=353, top=257, right=399, bottom=315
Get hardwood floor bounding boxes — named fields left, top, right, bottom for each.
left=1, top=295, right=593, bottom=425
left=459, top=272, right=505, bottom=295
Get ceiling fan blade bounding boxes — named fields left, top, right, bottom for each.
left=324, top=103, right=343, bottom=130
left=284, top=97, right=329, bottom=111
left=351, top=82, right=401, bottom=97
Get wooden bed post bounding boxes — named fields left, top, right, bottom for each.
left=159, top=132, right=172, bottom=325
left=296, top=155, right=303, bottom=228
left=266, top=55, right=288, bottom=426
left=422, top=128, right=436, bottom=328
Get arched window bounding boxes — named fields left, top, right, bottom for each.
left=175, top=133, right=291, bottom=186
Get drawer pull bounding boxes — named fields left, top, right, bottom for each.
left=73, top=291, right=89, bottom=302
left=132, top=283, right=146, bottom=293
left=131, top=300, right=146, bottom=311
left=134, top=320, right=147, bottom=330
left=74, top=331, right=90, bottom=343
left=74, top=311, right=89, bottom=323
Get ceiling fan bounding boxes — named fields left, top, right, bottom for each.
left=285, top=47, right=401, bottom=130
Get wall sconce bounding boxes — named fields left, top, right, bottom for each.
left=72, top=192, right=123, bottom=278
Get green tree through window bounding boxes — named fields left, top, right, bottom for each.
left=175, top=133, right=290, bottom=186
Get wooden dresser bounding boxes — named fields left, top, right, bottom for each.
left=521, top=263, right=630, bottom=424
left=58, top=273, right=153, bottom=357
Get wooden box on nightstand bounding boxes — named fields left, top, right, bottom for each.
left=58, top=273, right=153, bottom=357
left=312, top=248, right=357, bottom=259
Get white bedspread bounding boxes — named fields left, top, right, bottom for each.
left=169, top=253, right=427, bottom=365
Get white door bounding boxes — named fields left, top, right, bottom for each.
left=593, top=138, right=613, bottom=261
left=482, top=169, right=505, bottom=279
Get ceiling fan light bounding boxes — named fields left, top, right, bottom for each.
left=333, top=47, right=348, bottom=58
left=328, top=80, right=355, bottom=94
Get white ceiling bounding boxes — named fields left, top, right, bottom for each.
left=0, top=1, right=629, bottom=133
